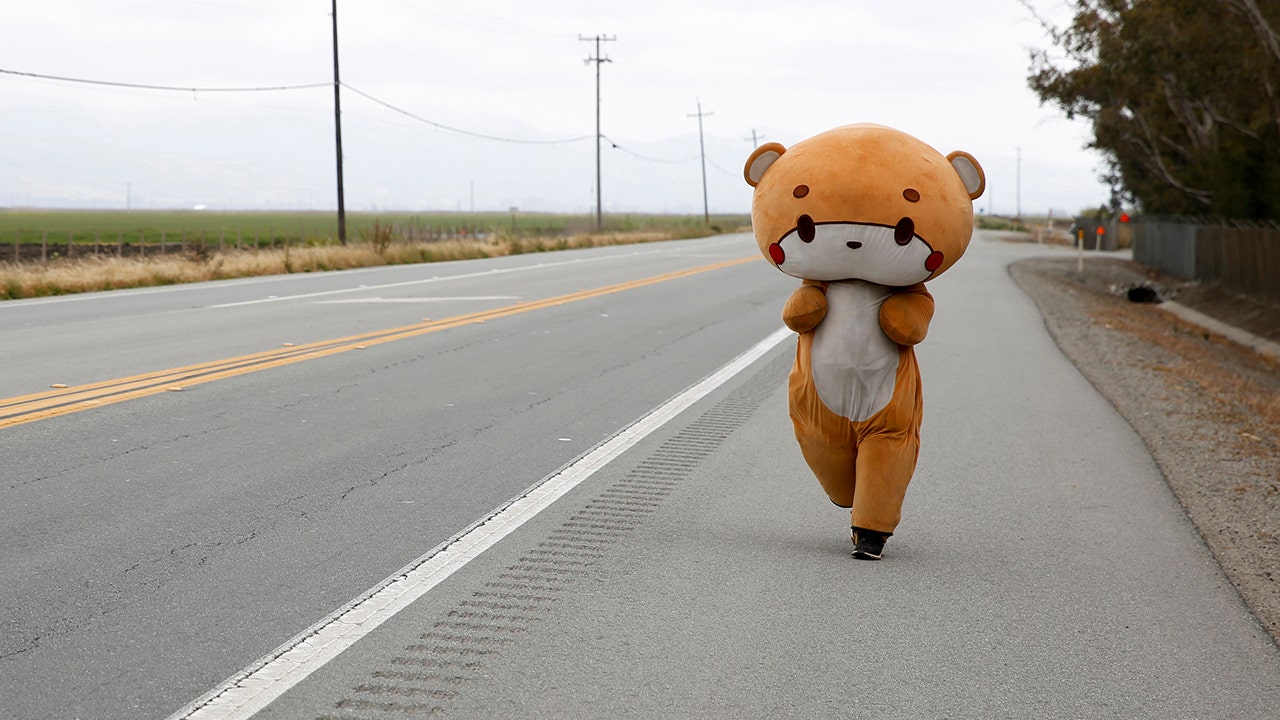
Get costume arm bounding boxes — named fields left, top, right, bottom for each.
left=782, top=280, right=828, bottom=333
left=879, top=283, right=934, bottom=346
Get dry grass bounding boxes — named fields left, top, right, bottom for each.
left=0, top=231, right=677, bottom=301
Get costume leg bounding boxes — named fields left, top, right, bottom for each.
left=849, top=430, right=919, bottom=533
left=794, top=427, right=856, bottom=508
left=788, top=340, right=858, bottom=508
left=848, top=347, right=923, bottom=533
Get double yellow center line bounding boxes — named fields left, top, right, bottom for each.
left=0, top=256, right=757, bottom=431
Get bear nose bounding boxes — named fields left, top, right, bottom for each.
left=797, top=214, right=815, bottom=242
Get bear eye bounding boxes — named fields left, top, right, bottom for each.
left=903, top=188, right=920, bottom=202
left=793, top=185, right=809, bottom=198
left=895, top=217, right=915, bottom=245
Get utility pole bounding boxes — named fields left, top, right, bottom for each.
left=580, top=34, right=614, bottom=231
left=1015, top=146, right=1022, bottom=223
left=745, top=128, right=765, bottom=147
left=689, top=100, right=713, bottom=224
left=331, top=0, right=347, bottom=244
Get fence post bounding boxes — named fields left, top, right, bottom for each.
left=141, top=230, right=146, bottom=257
left=42, top=230, right=47, bottom=264
left=68, top=230, right=74, bottom=258
left=94, top=231, right=100, bottom=257
left=118, top=231, right=123, bottom=257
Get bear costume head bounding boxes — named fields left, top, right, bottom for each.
left=744, top=123, right=985, bottom=286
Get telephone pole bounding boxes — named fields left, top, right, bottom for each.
left=1016, top=146, right=1022, bottom=223
left=689, top=100, right=713, bottom=224
left=580, top=34, right=614, bottom=231
left=746, top=128, right=765, bottom=147
left=331, top=0, right=347, bottom=244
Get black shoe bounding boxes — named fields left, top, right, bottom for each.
left=851, top=527, right=889, bottom=560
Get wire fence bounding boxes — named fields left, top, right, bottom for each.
left=1, top=223, right=494, bottom=265
left=1133, top=219, right=1280, bottom=302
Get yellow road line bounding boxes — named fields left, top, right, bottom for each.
left=0, top=256, right=757, bottom=430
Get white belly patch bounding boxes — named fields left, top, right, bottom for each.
left=810, top=280, right=900, bottom=422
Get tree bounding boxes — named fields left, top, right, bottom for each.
left=1024, top=0, right=1280, bottom=219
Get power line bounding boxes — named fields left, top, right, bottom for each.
left=601, top=136, right=699, bottom=164
left=706, top=156, right=740, bottom=178
left=341, top=84, right=593, bottom=144
left=0, top=67, right=328, bottom=93
left=0, top=64, right=592, bottom=145
left=1, top=64, right=598, bottom=147
left=3, top=47, right=740, bottom=212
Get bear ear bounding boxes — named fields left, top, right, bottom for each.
left=947, top=151, right=985, bottom=200
left=744, top=142, right=787, bottom=187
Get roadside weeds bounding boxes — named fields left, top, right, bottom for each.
left=0, top=231, right=679, bottom=301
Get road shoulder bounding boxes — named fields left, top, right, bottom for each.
left=1010, top=255, right=1280, bottom=647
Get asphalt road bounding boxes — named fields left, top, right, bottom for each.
left=2, top=233, right=1278, bottom=719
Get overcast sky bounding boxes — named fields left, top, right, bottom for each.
left=1, top=0, right=1103, bottom=217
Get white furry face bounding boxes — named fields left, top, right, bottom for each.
left=765, top=214, right=943, bottom=286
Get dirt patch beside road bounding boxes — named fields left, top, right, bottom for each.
left=1010, top=255, right=1280, bottom=647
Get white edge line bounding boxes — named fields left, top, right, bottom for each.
left=206, top=256, right=598, bottom=307
left=313, top=296, right=520, bottom=304
left=168, top=324, right=792, bottom=720
left=206, top=235, right=752, bottom=308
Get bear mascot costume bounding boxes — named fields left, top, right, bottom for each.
left=744, top=123, right=985, bottom=560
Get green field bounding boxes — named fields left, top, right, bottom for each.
left=0, top=209, right=751, bottom=248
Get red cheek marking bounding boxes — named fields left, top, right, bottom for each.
left=769, top=243, right=785, bottom=265
left=925, top=251, right=944, bottom=272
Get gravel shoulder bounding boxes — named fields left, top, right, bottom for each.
left=1010, top=252, right=1280, bottom=647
